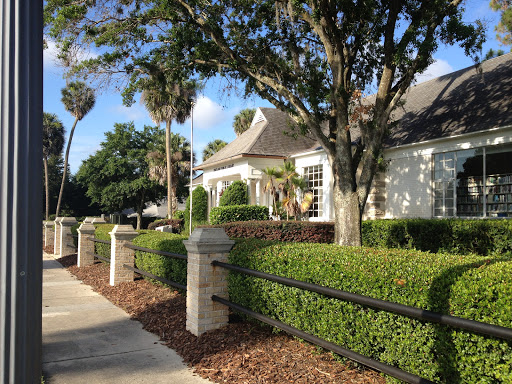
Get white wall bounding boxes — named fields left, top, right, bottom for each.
left=384, top=126, right=512, bottom=218
left=293, top=150, right=333, bottom=221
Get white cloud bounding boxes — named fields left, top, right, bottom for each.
left=109, top=104, right=148, bottom=122
left=43, top=40, right=60, bottom=70
left=191, top=96, right=235, bottom=130
left=43, top=38, right=99, bottom=72
left=414, top=59, right=454, bottom=84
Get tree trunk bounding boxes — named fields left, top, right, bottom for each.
left=136, top=205, right=143, bottom=230
left=44, top=157, right=49, bottom=220
left=332, top=183, right=362, bottom=246
left=55, top=117, right=79, bottom=217
left=166, top=120, right=173, bottom=219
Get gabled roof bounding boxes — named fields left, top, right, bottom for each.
left=196, top=107, right=317, bottom=169
left=386, top=52, right=512, bottom=147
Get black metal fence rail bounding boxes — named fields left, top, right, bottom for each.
left=212, top=295, right=434, bottom=384
left=88, top=237, right=110, bottom=245
left=212, top=260, right=512, bottom=384
left=90, top=252, right=110, bottom=263
left=212, top=261, right=512, bottom=341
left=121, top=244, right=187, bottom=290
left=124, top=243, right=187, bottom=260
left=123, top=264, right=186, bottom=290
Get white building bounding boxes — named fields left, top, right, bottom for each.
left=196, top=53, right=512, bottom=221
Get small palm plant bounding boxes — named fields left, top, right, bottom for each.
left=263, top=161, right=313, bottom=220
left=56, top=81, right=95, bottom=217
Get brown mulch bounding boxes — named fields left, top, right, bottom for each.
left=56, top=253, right=385, bottom=384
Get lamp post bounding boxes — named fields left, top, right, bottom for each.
left=189, top=102, right=194, bottom=234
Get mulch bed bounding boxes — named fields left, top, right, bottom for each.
left=56, top=253, right=386, bottom=384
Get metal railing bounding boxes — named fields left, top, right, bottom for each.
left=122, top=243, right=187, bottom=290
left=211, top=260, right=512, bottom=384
left=88, top=237, right=111, bottom=263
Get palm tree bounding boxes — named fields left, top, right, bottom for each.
left=141, top=80, right=196, bottom=219
left=43, top=112, right=65, bottom=220
left=264, top=161, right=313, bottom=220
left=147, top=133, right=192, bottom=213
left=202, top=139, right=227, bottom=161
left=55, top=81, right=95, bottom=217
left=233, top=108, right=256, bottom=137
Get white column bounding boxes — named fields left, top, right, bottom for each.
left=256, top=179, right=261, bottom=205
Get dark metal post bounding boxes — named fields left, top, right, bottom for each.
left=0, top=0, right=43, bottom=382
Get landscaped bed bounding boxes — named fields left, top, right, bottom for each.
left=56, top=253, right=385, bottom=384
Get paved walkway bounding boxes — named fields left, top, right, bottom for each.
left=42, top=252, right=210, bottom=384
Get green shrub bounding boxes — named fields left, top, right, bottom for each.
left=362, top=219, right=512, bottom=255
left=132, top=231, right=188, bottom=289
left=219, top=180, right=248, bottom=206
left=228, top=240, right=512, bottom=383
left=93, top=224, right=115, bottom=260
left=173, top=210, right=185, bottom=220
left=184, top=186, right=208, bottom=231
left=207, top=220, right=334, bottom=243
left=71, top=222, right=81, bottom=247
left=209, top=205, right=269, bottom=225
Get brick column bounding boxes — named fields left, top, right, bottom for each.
left=59, top=217, right=77, bottom=257
left=44, top=221, right=54, bottom=249
left=109, top=225, right=138, bottom=286
left=183, top=228, right=234, bottom=336
left=53, top=217, right=63, bottom=255
left=77, top=222, right=95, bottom=267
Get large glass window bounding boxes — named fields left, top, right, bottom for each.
left=433, top=143, right=512, bottom=218
left=304, top=165, right=323, bottom=218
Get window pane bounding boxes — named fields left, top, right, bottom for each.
left=485, top=143, right=512, bottom=217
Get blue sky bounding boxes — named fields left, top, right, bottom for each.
left=43, top=0, right=504, bottom=174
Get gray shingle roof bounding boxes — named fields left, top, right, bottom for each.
left=197, top=108, right=317, bottom=169
left=386, top=53, right=512, bottom=147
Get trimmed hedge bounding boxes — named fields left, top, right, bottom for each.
left=208, top=220, right=334, bottom=243
left=93, top=224, right=115, bottom=260
left=219, top=180, right=248, bottom=206
left=185, top=185, right=208, bottom=231
left=362, top=219, right=512, bottom=255
left=147, top=218, right=184, bottom=232
left=132, top=231, right=188, bottom=289
left=228, top=240, right=512, bottom=383
left=208, top=219, right=512, bottom=255
left=209, top=205, right=269, bottom=225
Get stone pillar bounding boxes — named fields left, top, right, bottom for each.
left=77, top=222, right=96, bottom=267
left=59, top=217, right=78, bottom=257
left=83, top=217, right=95, bottom=223
left=109, top=225, right=138, bottom=286
left=44, top=221, right=55, bottom=249
left=92, top=217, right=107, bottom=224
left=183, top=228, right=234, bottom=336
left=53, top=217, right=63, bottom=255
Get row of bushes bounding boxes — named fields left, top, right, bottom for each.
left=209, top=220, right=334, bottom=242
left=209, top=205, right=269, bottom=225
left=207, top=219, right=512, bottom=256
left=228, top=240, right=512, bottom=383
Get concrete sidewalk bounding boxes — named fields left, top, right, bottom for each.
left=42, top=252, right=211, bottom=384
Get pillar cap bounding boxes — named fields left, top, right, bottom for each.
left=91, top=217, right=107, bottom=224
left=109, top=224, right=138, bottom=238
left=54, top=217, right=64, bottom=223
left=83, top=217, right=96, bottom=223
left=183, top=228, right=234, bottom=254
left=44, top=221, right=54, bottom=228
left=77, top=222, right=95, bottom=234
left=60, top=217, right=78, bottom=226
